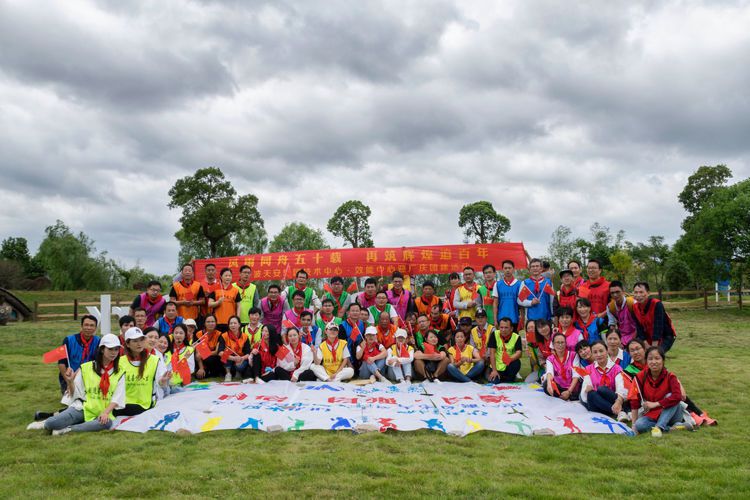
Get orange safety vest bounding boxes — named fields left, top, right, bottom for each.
left=173, top=280, right=203, bottom=320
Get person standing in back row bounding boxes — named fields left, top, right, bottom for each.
left=577, top=259, right=610, bottom=318
left=169, top=263, right=205, bottom=322
left=233, top=265, right=259, bottom=326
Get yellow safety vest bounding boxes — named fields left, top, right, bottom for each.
left=80, top=361, right=125, bottom=422
left=449, top=344, right=476, bottom=375
left=233, top=282, right=258, bottom=324
left=121, top=354, right=159, bottom=410
left=493, top=331, right=519, bottom=372
left=320, top=341, right=347, bottom=376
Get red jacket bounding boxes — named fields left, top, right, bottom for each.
left=577, top=278, right=610, bottom=315
left=630, top=368, right=682, bottom=419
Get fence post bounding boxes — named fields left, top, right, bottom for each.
left=33, top=301, right=39, bottom=322
left=658, top=289, right=663, bottom=301
left=703, top=289, right=708, bottom=310
left=73, top=299, right=78, bottom=321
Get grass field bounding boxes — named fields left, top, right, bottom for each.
left=1, top=304, right=749, bottom=498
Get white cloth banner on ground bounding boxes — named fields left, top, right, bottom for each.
left=113, top=381, right=633, bottom=437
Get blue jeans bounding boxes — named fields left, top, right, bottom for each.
left=358, top=358, right=386, bottom=378
left=225, top=360, right=250, bottom=378
left=44, top=407, right=111, bottom=432
left=447, top=361, right=485, bottom=382
left=581, top=386, right=619, bottom=417
left=635, top=404, right=683, bottom=433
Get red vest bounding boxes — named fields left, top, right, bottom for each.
left=633, top=298, right=676, bottom=343
left=578, top=278, right=610, bottom=315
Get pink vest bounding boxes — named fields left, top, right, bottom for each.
left=586, top=363, right=622, bottom=391
left=283, top=308, right=312, bottom=329
left=139, top=293, right=166, bottom=327
left=563, top=326, right=583, bottom=352
left=386, top=289, right=411, bottom=320
left=260, top=297, right=284, bottom=332
left=613, top=300, right=637, bottom=345
left=357, top=293, right=378, bottom=310
left=550, top=352, right=575, bottom=388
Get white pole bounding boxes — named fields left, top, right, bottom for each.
left=100, top=294, right=111, bottom=335
left=715, top=282, right=719, bottom=303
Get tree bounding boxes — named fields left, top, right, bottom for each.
left=327, top=200, right=374, bottom=248
left=35, top=220, right=120, bottom=290
left=458, top=201, right=511, bottom=244
left=631, top=236, right=671, bottom=292
left=547, top=225, right=577, bottom=271
left=0, top=237, right=31, bottom=268
left=269, top=222, right=329, bottom=253
left=678, top=164, right=732, bottom=229
left=176, top=225, right=268, bottom=266
left=168, top=167, right=266, bottom=259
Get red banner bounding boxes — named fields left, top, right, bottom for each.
left=194, top=243, right=527, bottom=282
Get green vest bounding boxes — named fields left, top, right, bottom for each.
left=242, top=324, right=263, bottom=346
left=368, top=304, right=393, bottom=325
left=121, top=354, right=159, bottom=410
left=493, top=331, right=519, bottom=371
left=316, top=316, right=342, bottom=332
left=478, top=285, right=495, bottom=325
left=286, top=286, right=314, bottom=309
left=233, top=282, right=258, bottom=324
left=164, top=346, right=194, bottom=386
left=324, top=291, right=349, bottom=316
left=80, top=361, right=125, bottom=422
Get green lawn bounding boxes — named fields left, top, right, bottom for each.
left=1, top=308, right=749, bottom=498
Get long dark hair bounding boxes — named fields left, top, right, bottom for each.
left=169, top=324, right=189, bottom=351
left=534, top=319, right=552, bottom=345
left=125, top=339, right=150, bottom=378
left=265, top=325, right=282, bottom=356
left=94, top=345, right=120, bottom=376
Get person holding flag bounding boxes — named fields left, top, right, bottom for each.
left=274, top=327, right=316, bottom=382
left=487, top=317, right=522, bottom=383
left=356, top=326, right=388, bottom=382
left=52, top=315, right=101, bottom=397
left=282, top=269, right=322, bottom=312
left=453, top=266, right=483, bottom=322
left=413, top=330, right=449, bottom=382
left=629, top=347, right=693, bottom=436
left=543, top=333, right=581, bottom=400
left=338, top=303, right=365, bottom=373
left=517, top=259, right=555, bottom=323
left=233, top=265, right=260, bottom=326
left=526, top=319, right=554, bottom=383
left=568, top=260, right=585, bottom=288
left=247, top=324, right=284, bottom=383
left=492, top=260, right=522, bottom=329
left=386, top=329, right=414, bottom=383
left=164, top=324, right=195, bottom=393
left=322, top=276, right=350, bottom=317
left=28, top=333, right=125, bottom=435
left=478, top=264, right=498, bottom=325
left=312, top=321, right=355, bottom=382
left=344, top=277, right=379, bottom=311
left=217, top=316, right=252, bottom=382
left=447, top=329, right=484, bottom=383
left=194, top=314, right=224, bottom=379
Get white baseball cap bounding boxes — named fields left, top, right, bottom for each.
left=326, top=321, right=339, bottom=331
left=395, top=328, right=407, bottom=339
left=124, top=327, right=145, bottom=341
left=183, top=318, right=197, bottom=327
left=100, top=333, right=121, bottom=349
left=365, top=326, right=378, bottom=336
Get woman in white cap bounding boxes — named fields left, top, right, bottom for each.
left=113, top=327, right=170, bottom=416
left=386, top=329, right=414, bottom=383
left=311, top=321, right=354, bottom=382
left=27, top=334, right=125, bottom=434
left=356, top=326, right=387, bottom=382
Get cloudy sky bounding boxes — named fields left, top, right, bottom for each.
left=1, top=0, right=749, bottom=274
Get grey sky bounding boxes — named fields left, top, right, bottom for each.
left=1, top=0, right=748, bottom=274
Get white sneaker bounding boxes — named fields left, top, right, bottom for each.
left=433, top=378, right=442, bottom=384
left=224, top=373, right=232, bottom=382
left=369, top=375, right=376, bottom=384
left=242, top=377, right=254, bottom=384
left=617, top=411, right=629, bottom=422
left=26, top=421, right=46, bottom=430
left=375, top=373, right=387, bottom=383
left=255, top=377, right=266, bottom=384
left=52, top=427, right=72, bottom=436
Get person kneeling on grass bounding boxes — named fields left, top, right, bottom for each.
left=630, top=347, right=694, bottom=437
left=274, top=327, right=316, bottom=382
left=386, top=329, right=414, bottom=383
left=357, top=326, right=388, bottom=382
left=28, top=334, right=125, bottom=435
left=311, top=322, right=355, bottom=382
left=447, top=329, right=484, bottom=382
left=544, top=333, right=581, bottom=400
left=488, top=317, right=522, bottom=384
left=413, top=330, right=449, bottom=382
left=579, top=341, right=628, bottom=421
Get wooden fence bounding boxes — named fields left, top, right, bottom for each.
left=32, top=298, right=129, bottom=321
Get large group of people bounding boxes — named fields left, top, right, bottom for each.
left=28, top=258, right=716, bottom=436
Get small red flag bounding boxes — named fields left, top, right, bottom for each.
left=550, top=380, right=560, bottom=395
left=623, top=374, right=639, bottom=400
left=42, top=345, right=68, bottom=364
left=347, top=281, right=358, bottom=293
left=543, top=282, right=556, bottom=296
left=349, top=324, right=361, bottom=341
left=518, top=285, right=531, bottom=302
left=282, top=319, right=295, bottom=329
left=176, top=358, right=191, bottom=385
left=275, top=345, right=290, bottom=360
left=195, top=341, right=212, bottom=360
left=501, top=349, right=512, bottom=366
left=574, top=366, right=588, bottom=377
left=220, top=349, right=232, bottom=364
left=424, top=344, right=437, bottom=355
left=323, top=283, right=333, bottom=294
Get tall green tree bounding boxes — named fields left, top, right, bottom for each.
left=547, top=225, right=577, bottom=271
left=631, top=236, right=671, bottom=292
left=168, top=167, right=266, bottom=260
left=269, top=222, right=329, bottom=253
left=458, top=201, right=511, bottom=244
left=0, top=237, right=31, bottom=268
left=327, top=200, right=374, bottom=248
left=678, top=164, right=732, bottom=229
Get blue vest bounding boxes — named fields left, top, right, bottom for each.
left=156, top=316, right=184, bottom=336
left=575, top=317, right=607, bottom=344
left=495, top=280, right=521, bottom=324
left=339, top=320, right=364, bottom=361
left=522, top=277, right=554, bottom=322
left=63, top=334, right=101, bottom=371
